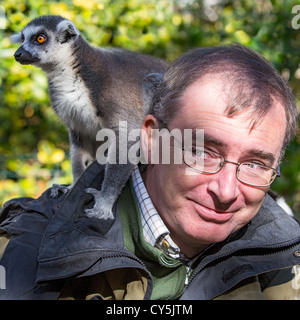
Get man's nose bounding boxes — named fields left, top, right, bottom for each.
left=207, top=162, right=240, bottom=204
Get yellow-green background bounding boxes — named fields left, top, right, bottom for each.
left=1, top=0, right=300, bottom=217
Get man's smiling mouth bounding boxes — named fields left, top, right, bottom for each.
left=188, top=198, right=239, bottom=223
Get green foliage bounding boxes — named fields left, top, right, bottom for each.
left=0, top=0, right=300, bottom=216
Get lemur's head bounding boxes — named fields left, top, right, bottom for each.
left=12, top=15, right=80, bottom=69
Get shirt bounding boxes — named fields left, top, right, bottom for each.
left=131, top=166, right=181, bottom=258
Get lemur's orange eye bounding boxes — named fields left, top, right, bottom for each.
left=37, top=35, right=46, bottom=44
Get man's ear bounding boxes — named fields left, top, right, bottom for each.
left=141, top=115, right=160, bottom=165
left=56, top=20, right=79, bottom=44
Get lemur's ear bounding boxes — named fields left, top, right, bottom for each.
left=142, top=73, right=163, bottom=99
left=10, top=33, right=22, bottom=44
left=142, top=73, right=163, bottom=112
left=56, top=20, right=79, bottom=44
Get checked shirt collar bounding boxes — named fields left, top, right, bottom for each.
left=131, top=166, right=181, bottom=258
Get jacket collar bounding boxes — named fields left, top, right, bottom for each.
left=180, top=194, right=300, bottom=299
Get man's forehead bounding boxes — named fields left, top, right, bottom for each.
left=179, top=73, right=286, bottom=127
left=171, top=77, right=286, bottom=162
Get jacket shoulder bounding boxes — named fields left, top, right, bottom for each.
left=260, top=267, right=300, bottom=300
left=0, top=188, right=67, bottom=299
left=0, top=188, right=64, bottom=236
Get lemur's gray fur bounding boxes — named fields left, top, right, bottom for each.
left=13, top=15, right=168, bottom=220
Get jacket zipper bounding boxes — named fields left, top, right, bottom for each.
left=99, top=250, right=149, bottom=271
left=95, top=250, right=153, bottom=298
left=183, top=239, right=300, bottom=294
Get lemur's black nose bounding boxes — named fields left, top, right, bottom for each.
left=14, top=47, right=27, bottom=62
left=14, top=51, right=22, bottom=60
left=14, top=47, right=40, bottom=65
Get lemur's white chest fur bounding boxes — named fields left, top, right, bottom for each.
left=46, top=45, right=101, bottom=138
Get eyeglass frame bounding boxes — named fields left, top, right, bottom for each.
left=182, top=146, right=281, bottom=187
left=160, top=123, right=281, bottom=187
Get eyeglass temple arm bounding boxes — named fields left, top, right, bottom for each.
left=277, top=165, right=281, bottom=177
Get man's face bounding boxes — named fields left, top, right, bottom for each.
left=141, top=75, right=286, bottom=258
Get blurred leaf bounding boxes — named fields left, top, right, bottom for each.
left=0, top=0, right=299, bottom=217
left=37, top=140, right=65, bottom=164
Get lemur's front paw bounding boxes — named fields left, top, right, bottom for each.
left=84, top=188, right=115, bottom=220
left=50, top=184, right=71, bottom=198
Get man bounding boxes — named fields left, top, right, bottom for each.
left=0, top=44, right=299, bottom=300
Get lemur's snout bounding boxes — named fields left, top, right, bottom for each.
left=14, top=51, right=22, bottom=60
left=14, top=47, right=40, bottom=65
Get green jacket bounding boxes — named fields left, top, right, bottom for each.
left=0, top=161, right=299, bottom=299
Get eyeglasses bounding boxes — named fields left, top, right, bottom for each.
left=183, top=147, right=281, bottom=187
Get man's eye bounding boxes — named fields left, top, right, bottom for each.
left=191, top=147, right=204, bottom=157
left=36, top=34, right=46, bottom=44
left=245, top=162, right=268, bottom=172
left=203, top=148, right=219, bottom=159
left=247, top=161, right=265, bottom=168
left=192, top=147, right=214, bottom=159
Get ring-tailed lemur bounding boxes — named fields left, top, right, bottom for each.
left=12, top=15, right=168, bottom=220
